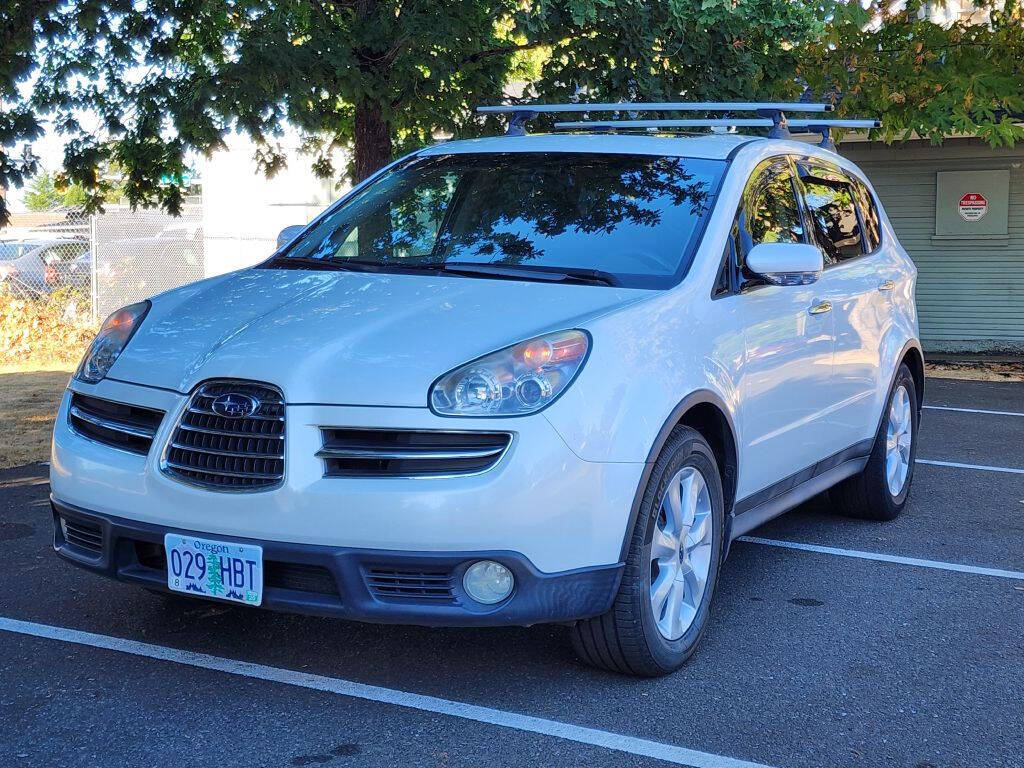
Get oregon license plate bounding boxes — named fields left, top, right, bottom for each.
left=164, top=534, right=263, bottom=606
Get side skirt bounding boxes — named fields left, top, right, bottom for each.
left=727, top=439, right=873, bottom=544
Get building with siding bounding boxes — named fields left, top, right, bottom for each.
left=840, top=139, right=1024, bottom=354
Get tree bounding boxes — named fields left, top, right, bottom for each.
left=9, top=0, right=1023, bottom=223
left=22, top=170, right=91, bottom=210
left=23, top=170, right=59, bottom=210
left=527, top=0, right=823, bottom=108
left=0, top=0, right=59, bottom=225
left=11, top=0, right=827, bottom=219
left=799, top=0, right=1024, bottom=146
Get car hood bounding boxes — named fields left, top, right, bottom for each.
left=109, top=268, right=647, bottom=406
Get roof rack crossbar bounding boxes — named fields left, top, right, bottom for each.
left=554, top=118, right=775, bottom=129
left=478, top=101, right=834, bottom=136
left=549, top=116, right=882, bottom=146
left=477, top=102, right=833, bottom=115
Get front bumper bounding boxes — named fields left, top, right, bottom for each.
left=52, top=498, right=623, bottom=627
left=52, top=378, right=644, bottom=574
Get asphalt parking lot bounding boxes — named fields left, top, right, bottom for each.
left=1, top=377, right=1021, bottom=768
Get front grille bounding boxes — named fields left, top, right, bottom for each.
left=163, top=380, right=285, bottom=491
left=68, top=393, right=164, bottom=455
left=60, top=517, right=103, bottom=556
left=365, top=567, right=456, bottom=602
left=318, top=429, right=512, bottom=478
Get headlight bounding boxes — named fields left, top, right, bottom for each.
left=430, top=330, right=590, bottom=416
left=75, top=301, right=150, bottom=384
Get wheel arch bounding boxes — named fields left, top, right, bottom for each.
left=900, top=341, right=925, bottom=412
left=618, top=390, right=739, bottom=563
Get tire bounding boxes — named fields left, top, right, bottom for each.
left=569, top=426, right=725, bottom=677
left=830, top=364, right=919, bottom=521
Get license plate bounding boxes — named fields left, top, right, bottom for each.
left=164, top=534, right=263, bottom=606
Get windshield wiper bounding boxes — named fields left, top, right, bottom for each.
left=263, top=256, right=360, bottom=271
left=438, top=262, right=619, bottom=287
left=264, top=256, right=437, bottom=274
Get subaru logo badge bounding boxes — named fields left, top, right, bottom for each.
left=211, top=393, right=260, bottom=419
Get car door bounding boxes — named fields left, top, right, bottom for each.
left=797, top=162, right=889, bottom=451
left=730, top=157, right=838, bottom=500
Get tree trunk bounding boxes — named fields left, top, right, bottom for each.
left=353, top=101, right=393, bottom=260
left=353, top=102, right=392, bottom=184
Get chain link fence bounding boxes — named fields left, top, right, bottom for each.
left=1, top=198, right=292, bottom=368
left=91, top=204, right=204, bottom=320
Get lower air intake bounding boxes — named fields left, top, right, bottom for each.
left=365, top=567, right=456, bottom=602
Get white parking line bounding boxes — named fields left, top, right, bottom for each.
left=738, top=536, right=1024, bottom=580
left=0, top=616, right=775, bottom=768
left=916, top=459, right=1024, bottom=475
left=924, top=405, right=1024, bottom=417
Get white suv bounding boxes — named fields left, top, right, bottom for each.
left=51, top=110, right=922, bottom=676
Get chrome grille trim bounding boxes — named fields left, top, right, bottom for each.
left=316, top=446, right=505, bottom=461
left=68, top=393, right=164, bottom=455
left=318, top=428, right=512, bottom=478
left=162, top=380, right=285, bottom=492
left=70, top=405, right=157, bottom=440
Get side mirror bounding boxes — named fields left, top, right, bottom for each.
left=276, top=224, right=306, bottom=250
left=746, top=242, right=823, bottom=286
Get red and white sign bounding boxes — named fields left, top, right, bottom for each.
left=958, top=192, right=988, bottom=222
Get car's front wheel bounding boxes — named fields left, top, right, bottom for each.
left=570, top=426, right=725, bottom=677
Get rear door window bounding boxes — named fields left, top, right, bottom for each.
left=798, top=165, right=864, bottom=265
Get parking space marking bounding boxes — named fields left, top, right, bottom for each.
left=923, top=405, right=1024, bottom=417
left=738, top=536, right=1024, bottom=580
left=0, top=616, right=776, bottom=768
left=916, top=459, right=1024, bottom=475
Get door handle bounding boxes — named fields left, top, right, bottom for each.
left=808, top=300, right=832, bottom=315
left=878, top=279, right=895, bottom=292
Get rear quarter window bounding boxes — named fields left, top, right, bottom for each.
left=853, top=178, right=882, bottom=252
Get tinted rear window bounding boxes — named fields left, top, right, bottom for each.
left=273, top=152, right=726, bottom=289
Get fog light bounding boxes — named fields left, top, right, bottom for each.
left=463, top=560, right=514, bottom=604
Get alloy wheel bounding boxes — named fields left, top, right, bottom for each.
left=885, top=384, right=913, bottom=496
left=649, top=466, right=714, bottom=641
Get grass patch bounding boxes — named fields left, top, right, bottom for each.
left=0, top=367, right=71, bottom=468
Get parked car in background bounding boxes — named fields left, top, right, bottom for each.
left=0, top=238, right=90, bottom=298
left=51, top=103, right=923, bottom=677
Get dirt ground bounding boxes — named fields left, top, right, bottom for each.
left=0, top=366, right=71, bottom=468
left=925, top=360, right=1024, bottom=382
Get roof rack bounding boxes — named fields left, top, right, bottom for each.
left=550, top=117, right=882, bottom=150
left=476, top=102, right=880, bottom=147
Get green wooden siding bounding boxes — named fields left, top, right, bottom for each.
left=841, top=140, right=1024, bottom=353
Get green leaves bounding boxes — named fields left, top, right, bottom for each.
left=3, top=0, right=1023, bottom=225
left=799, top=0, right=1024, bottom=148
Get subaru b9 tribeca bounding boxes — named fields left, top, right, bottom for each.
left=51, top=127, right=922, bottom=676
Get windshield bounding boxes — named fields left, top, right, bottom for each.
left=0, top=242, right=42, bottom=261
left=268, top=152, right=726, bottom=288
